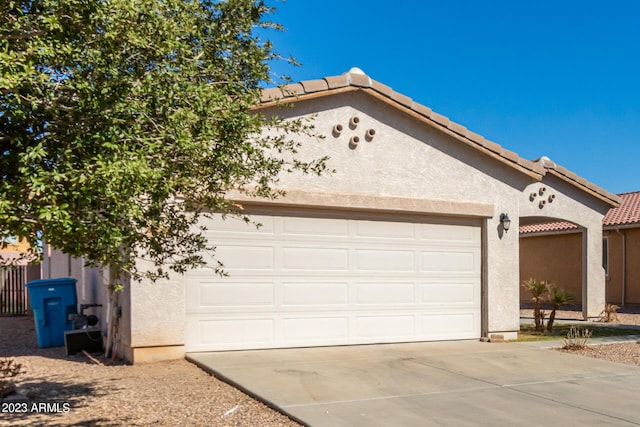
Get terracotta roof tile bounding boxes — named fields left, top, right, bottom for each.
left=371, top=80, right=394, bottom=98
left=604, top=191, right=640, bottom=226
left=465, top=130, right=485, bottom=145
left=534, top=157, right=620, bottom=207
left=323, top=75, right=350, bottom=89
left=260, top=87, right=282, bottom=103
left=259, top=69, right=619, bottom=207
left=430, top=111, right=450, bottom=127
left=479, top=138, right=502, bottom=154
left=500, top=148, right=520, bottom=163
left=390, top=91, right=413, bottom=109
left=300, top=79, right=329, bottom=93
left=348, top=72, right=372, bottom=88
left=520, top=191, right=640, bottom=234
left=447, top=121, right=467, bottom=136
left=520, top=221, right=579, bottom=234
left=412, top=103, right=433, bottom=118
left=281, top=83, right=305, bottom=98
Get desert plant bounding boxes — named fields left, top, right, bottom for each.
left=547, top=285, right=575, bottom=332
left=599, top=304, right=619, bottom=323
left=562, top=326, right=592, bottom=350
left=0, top=358, right=23, bottom=397
left=522, top=278, right=549, bottom=331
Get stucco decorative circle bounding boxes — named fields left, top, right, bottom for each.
left=531, top=185, right=556, bottom=209
left=331, top=120, right=376, bottom=150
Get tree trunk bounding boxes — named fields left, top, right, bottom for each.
left=105, top=288, right=117, bottom=358
left=534, top=299, right=543, bottom=331
left=547, top=308, right=557, bottom=332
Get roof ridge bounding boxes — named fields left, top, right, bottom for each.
left=259, top=69, right=619, bottom=208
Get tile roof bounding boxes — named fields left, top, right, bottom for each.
left=520, top=221, right=579, bottom=235
left=259, top=68, right=620, bottom=208
left=520, top=191, right=640, bottom=234
left=603, top=191, right=640, bottom=227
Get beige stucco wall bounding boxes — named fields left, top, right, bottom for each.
left=43, top=90, right=610, bottom=361
left=127, top=90, right=535, bottom=354
left=123, top=261, right=186, bottom=350
left=520, top=232, right=583, bottom=303
left=518, top=175, right=610, bottom=318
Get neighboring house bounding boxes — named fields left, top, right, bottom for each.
left=0, top=234, right=36, bottom=266
left=0, top=235, right=41, bottom=316
left=520, top=191, right=640, bottom=306
left=43, top=68, right=619, bottom=363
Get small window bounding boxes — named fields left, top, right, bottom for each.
left=602, top=236, right=609, bottom=278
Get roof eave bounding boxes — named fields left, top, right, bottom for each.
left=544, top=169, right=621, bottom=208
left=257, top=71, right=619, bottom=205
left=604, top=222, right=640, bottom=230
left=257, top=85, right=545, bottom=181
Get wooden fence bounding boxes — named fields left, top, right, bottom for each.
left=0, top=265, right=38, bottom=316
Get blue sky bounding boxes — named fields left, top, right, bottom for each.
left=265, top=1, right=640, bottom=194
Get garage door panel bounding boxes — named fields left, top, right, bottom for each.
left=355, top=249, right=415, bottom=271
left=206, top=214, right=276, bottom=234
left=283, top=282, right=349, bottom=306
left=185, top=211, right=482, bottom=352
left=198, top=282, right=274, bottom=307
left=282, top=247, right=349, bottom=270
left=215, top=246, right=274, bottom=270
left=419, top=279, right=479, bottom=305
left=355, top=315, right=415, bottom=338
left=355, top=220, right=415, bottom=239
left=421, top=312, right=479, bottom=339
left=420, top=250, right=479, bottom=273
left=355, top=283, right=415, bottom=305
left=283, top=317, right=349, bottom=341
left=282, top=216, right=349, bottom=237
left=421, top=223, right=480, bottom=243
left=193, top=318, right=275, bottom=345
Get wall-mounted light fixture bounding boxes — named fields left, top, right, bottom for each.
left=500, top=213, right=511, bottom=232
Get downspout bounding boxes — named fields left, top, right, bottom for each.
left=616, top=228, right=626, bottom=307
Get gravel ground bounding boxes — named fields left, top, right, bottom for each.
left=0, top=316, right=300, bottom=427
left=2, top=309, right=640, bottom=426
left=522, top=306, right=640, bottom=366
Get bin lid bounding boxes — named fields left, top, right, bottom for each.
left=24, top=277, right=78, bottom=288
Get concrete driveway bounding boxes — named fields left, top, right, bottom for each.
left=187, top=341, right=640, bottom=426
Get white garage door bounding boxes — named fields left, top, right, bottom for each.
left=185, top=209, right=482, bottom=352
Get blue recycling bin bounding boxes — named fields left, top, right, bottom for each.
left=24, top=278, right=78, bottom=348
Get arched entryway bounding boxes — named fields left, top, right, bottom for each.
left=519, top=217, right=585, bottom=318
left=518, top=179, right=608, bottom=320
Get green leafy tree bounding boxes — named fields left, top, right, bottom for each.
left=0, top=0, right=328, bottom=285
left=546, top=285, right=574, bottom=332
left=1, top=0, right=328, bottom=355
left=522, top=278, right=549, bottom=332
